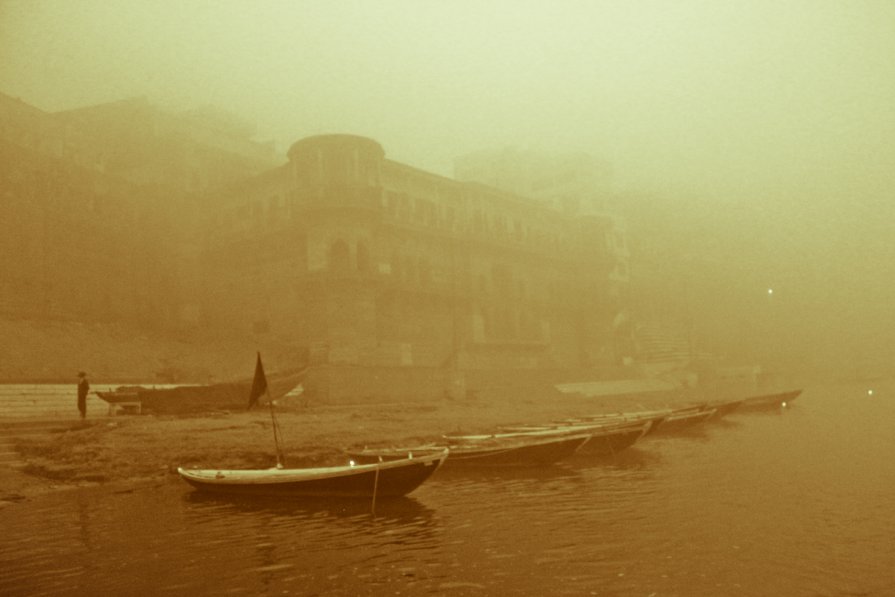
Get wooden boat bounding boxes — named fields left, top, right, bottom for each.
left=178, top=449, right=447, bottom=498
left=511, top=412, right=668, bottom=436
left=100, top=367, right=307, bottom=414
left=96, top=389, right=141, bottom=404
left=443, top=418, right=636, bottom=443
left=497, top=419, right=653, bottom=457
left=649, top=405, right=716, bottom=434
left=576, top=422, right=651, bottom=456
left=738, top=389, right=803, bottom=411
left=350, top=433, right=591, bottom=467
left=96, top=388, right=143, bottom=414
left=177, top=354, right=448, bottom=501
left=555, top=410, right=672, bottom=435
left=705, top=399, right=744, bottom=420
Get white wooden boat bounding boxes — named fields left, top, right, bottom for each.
left=178, top=449, right=447, bottom=498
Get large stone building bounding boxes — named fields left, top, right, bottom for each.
left=0, top=93, right=276, bottom=330
left=2, top=94, right=635, bottom=389
left=203, top=135, right=627, bottom=400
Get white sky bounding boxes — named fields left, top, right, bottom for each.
left=1, top=0, right=894, bottom=373
left=2, top=0, right=893, bottom=204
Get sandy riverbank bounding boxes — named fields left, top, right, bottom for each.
left=0, top=389, right=687, bottom=504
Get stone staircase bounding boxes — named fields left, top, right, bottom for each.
left=0, top=384, right=106, bottom=418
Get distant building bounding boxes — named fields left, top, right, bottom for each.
left=203, top=135, right=628, bottom=400
left=455, top=146, right=632, bottom=355
left=2, top=95, right=636, bottom=394
left=0, top=93, right=276, bottom=328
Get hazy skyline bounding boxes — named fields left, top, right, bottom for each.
left=2, top=1, right=893, bottom=375
left=2, top=1, right=893, bottom=202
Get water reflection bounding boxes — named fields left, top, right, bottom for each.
left=432, top=462, right=579, bottom=483
left=2, top=382, right=895, bottom=595
left=569, top=445, right=664, bottom=471
left=183, top=490, right=436, bottom=523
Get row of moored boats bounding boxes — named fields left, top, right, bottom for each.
left=177, top=389, right=802, bottom=499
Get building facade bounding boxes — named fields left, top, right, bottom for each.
left=203, top=135, right=627, bottom=399
left=0, top=93, right=276, bottom=330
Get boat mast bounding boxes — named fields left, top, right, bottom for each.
left=250, top=352, right=286, bottom=468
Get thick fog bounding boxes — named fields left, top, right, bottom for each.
left=2, top=1, right=893, bottom=378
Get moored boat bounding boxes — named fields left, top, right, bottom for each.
left=705, top=399, right=744, bottom=420
left=100, top=368, right=306, bottom=414
left=95, top=388, right=143, bottom=414
left=177, top=354, right=448, bottom=500
left=96, top=389, right=141, bottom=405
left=444, top=416, right=646, bottom=443
left=575, top=422, right=651, bottom=456
left=177, top=449, right=447, bottom=498
left=738, top=389, right=803, bottom=411
left=649, top=405, right=715, bottom=434
left=562, top=408, right=672, bottom=435
left=350, top=433, right=591, bottom=467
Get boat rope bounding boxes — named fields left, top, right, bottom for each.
left=266, top=387, right=285, bottom=468
left=371, top=456, right=382, bottom=515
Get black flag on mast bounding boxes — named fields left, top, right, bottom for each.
left=247, top=352, right=268, bottom=409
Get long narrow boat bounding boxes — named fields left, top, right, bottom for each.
left=96, top=389, right=141, bottom=404
left=497, top=419, right=653, bottom=457
left=177, top=449, right=448, bottom=498
left=738, top=389, right=803, bottom=412
left=649, top=405, right=716, bottom=434
left=504, top=412, right=665, bottom=435
left=101, top=368, right=307, bottom=415
left=705, top=399, right=744, bottom=420
left=446, top=434, right=591, bottom=466
left=555, top=410, right=672, bottom=435
left=444, top=418, right=636, bottom=444
left=350, top=433, right=591, bottom=467
left=576, top=422, right=651, bottom=456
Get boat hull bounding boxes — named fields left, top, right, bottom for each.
left=350, top=434, right=590, bottom=468
left=707, top=399, right=744, bottom=419
left=446, top=434, right=590, bottom=466
left=651, top=407, right=715, bottom=434
left=576, top=424, right=648, bottom=456
left=178, top=450, right=446, bottom=498
left=738, top=389, right=802, bottom=411
left=103, top=369, right=307, bottom=414
left=96, top=390, right=141, bottom=405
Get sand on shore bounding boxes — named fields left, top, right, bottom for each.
left=0, top=389, right=688, bottom=502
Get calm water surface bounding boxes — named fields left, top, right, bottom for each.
left=1, top=381, right=894, bottom=596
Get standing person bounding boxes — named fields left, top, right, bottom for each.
left=77, top=371, right=90, bottom=419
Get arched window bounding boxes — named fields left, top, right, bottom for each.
left=329, top=239, right=350, bottom=272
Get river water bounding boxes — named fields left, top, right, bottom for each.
left=1, top=380, right=893, bottom=596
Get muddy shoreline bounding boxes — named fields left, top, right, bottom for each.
left=0, top=390, right=688, bottom=504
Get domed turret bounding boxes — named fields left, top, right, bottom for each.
left=287, top=134, right=385, bottom=189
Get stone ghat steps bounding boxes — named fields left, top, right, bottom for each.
left=0, top=387, right=106, bottom=418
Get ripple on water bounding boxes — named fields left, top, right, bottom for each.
left=2, top=382, right=895, bottom=595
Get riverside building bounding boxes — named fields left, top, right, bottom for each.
left=0, top=93, right=276, bottom=330
left=203, top=135, right=630, bottom=401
